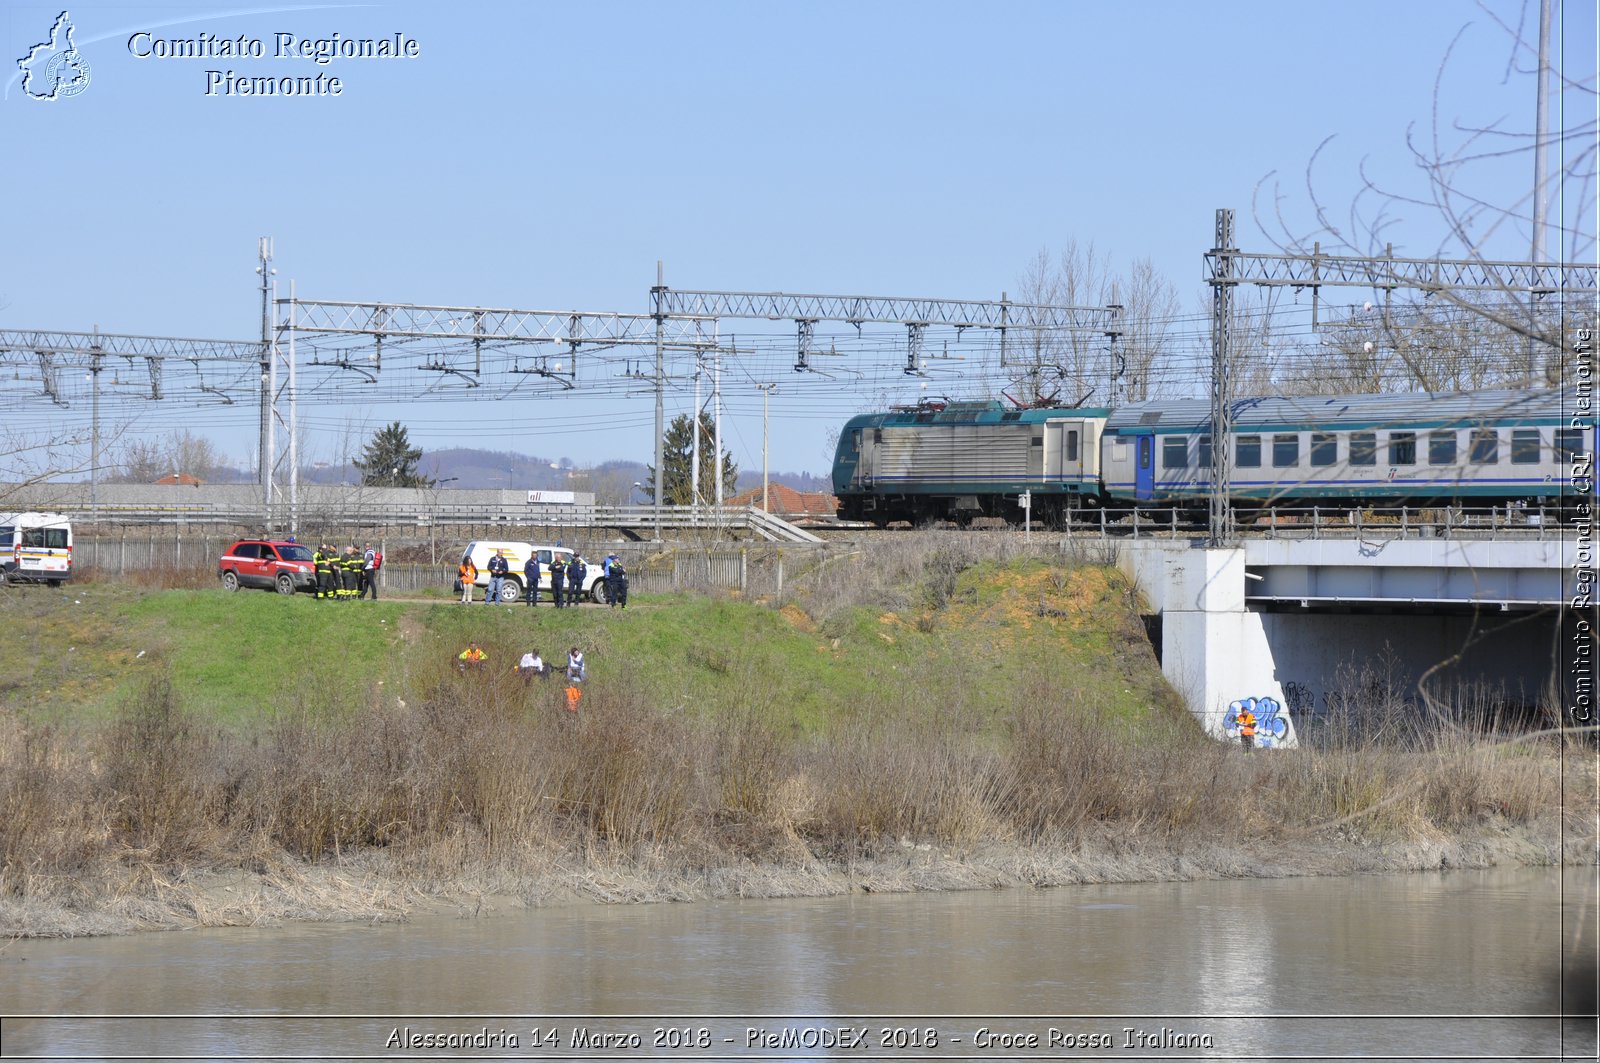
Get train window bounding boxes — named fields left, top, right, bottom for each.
left=1388, top=432, right=1417, bottom=465
left=1138, top=437, right=1151, bottom=470
left=1236, top=435, right=1261, bottom=468
left=1428, top=431, right=1457, bottom=465
left=873, top=429, right=883, bottom=444
left=1350, top=432, right=1377, bottom=466
left=1272, top=434, right=1299, bottom=467
left=1310, top=433, right=1337, bottom=467
left=851, top=429, right=862, bottom=452
left=1198, top=435, right=1213, bottom=467
left=1067, top=430, right=1079, bottom=462
left=1469, top=429, right=1498, bottom=463
left=1162, top=436, right=1188, bottom=469
left=1511, top=429, right=1541, bottom=464
left=1556, top=428, right=1586, bottom=461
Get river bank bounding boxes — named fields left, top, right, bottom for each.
left=3, top=808, right=1587, bottom=939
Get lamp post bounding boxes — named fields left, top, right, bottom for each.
left=756, top=383, right=777, bottom=515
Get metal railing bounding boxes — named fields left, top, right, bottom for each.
left=23, top=499, right=824, bottom=543
left=1046, top=503, right=1576, bottom=541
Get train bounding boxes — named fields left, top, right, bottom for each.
left=831, top=387, right=1595, bottom=525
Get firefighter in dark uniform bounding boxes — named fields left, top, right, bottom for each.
left=314, top=543, right=337, bottom=600
left=341, top=545, right=363, bottom=600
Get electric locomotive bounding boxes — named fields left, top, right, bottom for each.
left=832, top=400, right=1109, bottom=525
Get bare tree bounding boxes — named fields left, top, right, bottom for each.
left=1010, top=242, right=1188, bottom=406
left=109, top=430, right=227, bottom=483
left=0, top=424, right=92, bottom=511
left=1010, top=242, right=1111, bottom=406
left=1254, top=3, right=1596, bottom=376
left=1113, top=258, right=1182, bottom=401
left=1277, top=298, right=1570, bottom=395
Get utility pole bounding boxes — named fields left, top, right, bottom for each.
left=651, top=260, right=665, bottom=541
left=1531, top=0, right=1552, bottom=266
left=757, top=382, right=777, bottom=514
left=287, top=280, right=298, bottom=536
left=713, top=343, right=724, bottom=506
left=89, top=326, right=101, bottom=524
left=1208, top=209, right=1237, bottom=548
left=691, top=349, right=701, bottom=517
left=257, top=237, right=273, bottom=526
left=1105, top=295, right=1124, bottom=406
left=1529, top=0, right=1553, bottom=386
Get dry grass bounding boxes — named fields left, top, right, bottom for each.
left=74, top=564, right=214, bottom=590
left=2, top=658, right=1587, bottom=932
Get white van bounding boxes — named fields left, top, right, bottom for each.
left=455, top=540, right=605, bottom=603
left=0, top=512, right=73, bottom=585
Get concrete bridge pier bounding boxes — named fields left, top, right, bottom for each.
left=1117, top=538, right=1579, bottom=747
left=1118, top=544, right=1298, bottom=745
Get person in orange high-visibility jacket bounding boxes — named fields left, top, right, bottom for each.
left=1235, top=704, right=1257, bottom=752
left=457, top=642, right=486, bottom=672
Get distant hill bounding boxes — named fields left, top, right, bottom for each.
left=276, top=450, right=828, bottom=500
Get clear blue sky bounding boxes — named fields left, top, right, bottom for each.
left=3, top=1, right=1593, bottom=479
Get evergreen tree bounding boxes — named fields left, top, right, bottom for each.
left=642, top=413, right=738, bottom=504
left=354, top=422, right=433, bottom=488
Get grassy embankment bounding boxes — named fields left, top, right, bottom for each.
left=0, top=534, right=1591, bottom=936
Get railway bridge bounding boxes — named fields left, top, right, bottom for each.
left=1118, top=533, right=1595, bottom=744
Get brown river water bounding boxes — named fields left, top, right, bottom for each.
left=1, top=867, right=1594, bottom=1061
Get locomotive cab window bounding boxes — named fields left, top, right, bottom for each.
left=1236, top=435, right=1261, bottom=468
left=1428, top=431, right=1457, bottom=465
left=1162, top=436, right=1187, bottom=469
left=1272, top=434, right=1300, bottom=468
left=1350, top=432, right=1377, bottom=466
left=1066, top=430, right=1079, bottom=462
left=1469, top=429, right=1498, bottom=464
left=1556, top=428, right=1586, bottom=461
left=1388, top=432, right=1417, bottom=466
left=1310, top=433, right=1337, bottom=467
left=1511, top=429, right=1541, bottom=464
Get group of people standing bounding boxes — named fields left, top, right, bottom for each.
left=314, top=542, right=380, bottom=600
left=514, top=551, right=591, bottom=608
left=460, top=550, right=629, bottom=608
